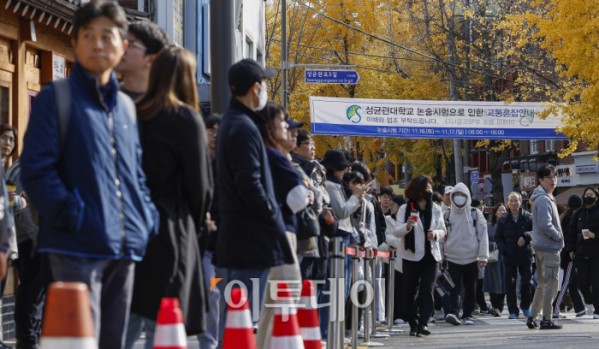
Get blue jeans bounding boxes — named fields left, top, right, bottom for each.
left=124, top=314, right=156, bottom=349
left=227, top=268, right=270, bottom=323
left=198, top=251, right=227, bottom=349
left=319, top=234, right=351, bottom=338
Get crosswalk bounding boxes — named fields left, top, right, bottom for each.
left=476, top=316, right=599, bottom=326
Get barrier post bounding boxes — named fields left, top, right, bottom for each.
left=350, top=248, right=360, bottom=349
left=361, top=248, right=383, bottom=347
left=383, top=250, right=403, bottom=334
left=327, top=237, right=345, bottom=349
left=370, top=251, right=389, bottom=339
left=337, top=242, right=345, bottom=349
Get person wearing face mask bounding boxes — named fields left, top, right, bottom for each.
left=565, top=187, right=599, bottom=319
left=215, top=59, right=292, bottom=322
left=443, top=183, right=489, bottom=326
left=393, top=175, right=446, bottom=337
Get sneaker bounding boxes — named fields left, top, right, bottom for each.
left=445, top=313, right=462, bottom=326
left=478, top=309, right=491, bottom=316
left=527, top=316, right=538, bottom=329
left=434, top=309, right=445, bottom=320
left=344, top=337, right=352, bottom=344
left=394, top=319, right=406, bottom=325
left=552, top=313, right=566, bottom=319
left=464, top=316, right=475, bottom=325
left=523, top=309, right=531, bottom=317
left=588, top=304, right=595, bottom=315
left=430, top=317, right=436, bottom=324
left=594, top=314, right=599, bottom=319
left=576, top=310, right=587, bottom=317
left=491, top=308, right=501, bottom=317
left=508, top=313, right=519, bottom=319
left=473, top=304, right=481, bottom=315
left=540, top=320, right=563, bottom=330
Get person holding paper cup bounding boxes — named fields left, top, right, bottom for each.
left=565, top=186, right=599, bottom=319
left=393, top=174, right=446, bottom=337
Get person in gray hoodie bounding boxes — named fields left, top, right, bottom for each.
left=527, top=164, right=564, bottom=330
left=443, top=182, right=488, bottom=326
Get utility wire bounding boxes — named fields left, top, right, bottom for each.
left=293, top=0, right=514, bottom=82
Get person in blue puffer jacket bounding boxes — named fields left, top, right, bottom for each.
left=20, top=2, right=158, bottom=348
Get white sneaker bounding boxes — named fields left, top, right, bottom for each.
left=445, top=313, right=462, bottom=326
left=344, top=337, right=352, bottom=344
left=593, top=314, right=599, bottom=319
left=394, top=319, right=406, bottom=325
left=588, top=304, right=595, bottom=315
left=434, top=309, right=445, bottom=320
left=464, top=316, right=475, bottom=325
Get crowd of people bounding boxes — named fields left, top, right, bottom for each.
left=0, top=2, right=595, bottom=349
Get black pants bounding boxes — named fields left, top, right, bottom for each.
left=476, top=278, right=487, bottom=311
left=506, top=263, right=533, bottom=316
left=489, top=293, right=506, bottom=312
left=552, top=266, right=585, bottom=313
left=403, top=260, right=438, bottom=327
left=447, top=261, right=478, bottom=318
left=393, top=269, right=408, bottom=321
left=14, top=240, right=46, bottom=345
left=575, top=258, right=599, bottom=314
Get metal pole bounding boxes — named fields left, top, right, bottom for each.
left=384, top=250, right=403, bottom=333
left=465, top=139, right=471, bottom=188
left=327, top=237, right=345, bottom=349
left=370, top=253, right=389, bottom=339
left=351, top=252, right=360, bottom=349
left=210, top=0, right=235, bottom=114
left=281, top=0, right=287, bottom=109
left=338, top=247, right=345, bottom=349
left=362, top=248, right=383, bottom=347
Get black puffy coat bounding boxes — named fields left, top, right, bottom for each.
left=495, top=208, right=534, bottom=266
left=566, top=204, right=599, bottom=259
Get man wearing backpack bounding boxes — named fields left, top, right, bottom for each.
left=443, top=183, right=489, bottom=326
left=20, top=2, right=158, bottom=348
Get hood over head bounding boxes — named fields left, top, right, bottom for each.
left=450, top=182, right=471, bottom=213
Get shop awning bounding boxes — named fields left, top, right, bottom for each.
left=555, top=186, right=588, bottom=206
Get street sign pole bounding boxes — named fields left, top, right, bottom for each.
left=281, top=0, right=287, bottom=109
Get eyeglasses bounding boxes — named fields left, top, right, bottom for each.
left=207, top=128, right=217, bottom=136
left=300, top=141, right=315, bottom=147
left=0, top=135, right=14, bottom=144
left=127, top=40, right=147, bottom=53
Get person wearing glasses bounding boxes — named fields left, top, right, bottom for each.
left=526, top=164, right=564, bottom=330
left=115, top=21, right=169, bottom=101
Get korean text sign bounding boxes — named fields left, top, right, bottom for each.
left=310, top=97, right=566, bottom=140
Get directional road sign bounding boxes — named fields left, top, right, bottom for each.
left=305, top=70, right=360, bottom=84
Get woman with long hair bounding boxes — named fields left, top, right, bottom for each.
left=255, top=101, right=312, bottom=349
left=393, top=175, right=446, bottom=336
left=481, top=203, right=507, bottom=316
left=125, top=46, right=213, bottom=349
left=566, top=187, right=599, bottom=319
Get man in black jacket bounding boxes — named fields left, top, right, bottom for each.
left=215, top=59, right=293, bottom=322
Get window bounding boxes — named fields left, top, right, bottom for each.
left=546, top=140, right=556, bottom=152
left=245, top=36, right=254, bottom=59
left=256, top=49, right=263, bottom=66
left=530, top=140, right=538, bottom=154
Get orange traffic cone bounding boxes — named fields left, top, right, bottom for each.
left=153, top=298, right=187, bottom=349
left=297, top=280, right=322, bottom=349
left=222, top=288, right=257, bottom=349
left=271, top=282, right=304, bottom=349
left=40, top=282, right=97, bottom=349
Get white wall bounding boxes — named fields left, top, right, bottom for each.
left=238, top=0, right=265, bottom=64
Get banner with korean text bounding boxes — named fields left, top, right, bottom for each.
left=310, top=97, right=566, bottom=140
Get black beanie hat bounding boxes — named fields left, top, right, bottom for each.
left=568, top=194, right=583, bottom=211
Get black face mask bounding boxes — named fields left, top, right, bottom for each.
left=584, top=196, right=596, bottom=206
left=422, top=189, right=433, bottom=201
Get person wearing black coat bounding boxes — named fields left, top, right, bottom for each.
left=552, top=194, right=585, bottom=317
left=566, top=187, right=599, bottom=318
left=495, top=192, right=534, bottom=318
left=126, top=47, right=213, bottom=348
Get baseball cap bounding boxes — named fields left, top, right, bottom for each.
left=228, top=59, right=277, bottom=96
left=443, top=186, right=454, bottom=195
left=286, top=119, right=304, bottom=129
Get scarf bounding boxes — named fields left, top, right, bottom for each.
left=403, top=199, right=433, bottom=253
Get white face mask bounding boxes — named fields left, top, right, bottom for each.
left=454, top=195, right=467, bottom=207
left=257, top=82, right=268, bottom=111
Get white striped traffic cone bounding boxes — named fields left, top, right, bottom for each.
left=153, top=298, right=187, bottom=349
left=222, top=288, right=257, bottom=349
left=297, top=280, right=322, bottom=349
left=271, top=282, right=304, bottom=349
left=40, top=282, right=97, bottom=349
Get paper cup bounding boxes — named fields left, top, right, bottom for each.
left=6, top=184, right=15, bottom=206
left=410, top=211, right=419, bottom=223
left=583, top=229, right=590, bottom=240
